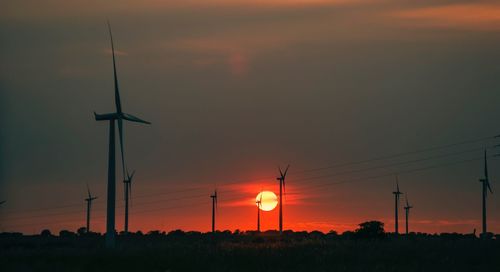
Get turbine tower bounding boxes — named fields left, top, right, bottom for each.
left=479, top=150, right=493, bottom=237
left=256, top=193, right=262, bottom=232
left=210, top=190, right=218, bottom=233
left=277, top=165, right=289, bottom=234
left=85, top=184, right=98, bottom=233
left=123, top=169, right=135, bottom=234
left=392, top=177, right=403, bottom=235
left=403, top=193, right=413, bottom=235
left=94, top=22, right=151, bottom=248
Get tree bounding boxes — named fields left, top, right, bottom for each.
left=40, top=229, right=52, bottom=237
left=77, top=227, right=87, bottom=236
left=355, top=221, right=386, bottom=239
left=59, top=230, right=76, bottom=237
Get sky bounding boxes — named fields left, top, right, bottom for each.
left=1, top=0, right=500, bottom=235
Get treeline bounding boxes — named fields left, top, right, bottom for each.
left=2, top=220, right=498, bottom=240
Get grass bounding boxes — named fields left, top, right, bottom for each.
left=1, top=231, right=499, bottom=272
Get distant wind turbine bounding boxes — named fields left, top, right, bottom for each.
left=210, top=190, right=218, bottom=233
left=256, top=193, right=263, bottom=232
left=85, top=184, right=98, bottom=233
left=392, top=177, right=403, bottom=235
left=479, top=150, right=493, bottom=237
left=94, top=21, right=151, bottom=248
left=277, top=165, right=289, bottom=234
left=403, top=193, right=413, bottom=235
left=123, top=169, right=135, bottom=234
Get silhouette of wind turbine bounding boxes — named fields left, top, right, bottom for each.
left=403, top=193, right=413, bottom=235
left=277, top=165, right=289, bottom=234
left=94, top=21, right=150, bottom=248
left=210, top=190, right=218, bottom=233
left=85, top=184, right=98, bottom=233
left=256, top=193, right=263, bottom=232
left=392, top=177, right=403, bottom=235
left=123, top=169, right=135, bottom=234
left=479, top=150, right=493, bottom=237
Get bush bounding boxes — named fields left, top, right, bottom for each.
left=40, top=229, right=52, bottom=237
left=355, top=221, right=386, bottom=239
left=59, top=230, right=76, bottom=238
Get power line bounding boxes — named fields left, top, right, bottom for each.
left=1, top=141, right=493, bottom=223
left=2, top=153, right=489, bottom=230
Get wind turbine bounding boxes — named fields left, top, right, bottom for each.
left=94, top=21, right=151, bottom=248
left=479, top=150, right=493, bottom=237
left=392, top=177, right=403, bottom=235
left=210, top=190, right=218, bottom=233
left=256, top=193, right=263, bottom=232
left=123, top=169, right=135, bottom=234
left=277, top=165, right=289, bottom=234
left=403, top=193, right=413, bottom=235
left=85, top=184, right=98, bottom=233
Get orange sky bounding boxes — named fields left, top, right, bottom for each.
left=1, top=0, right=500, bottom=235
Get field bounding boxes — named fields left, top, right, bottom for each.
left=1, top=231, right=499, bottom=272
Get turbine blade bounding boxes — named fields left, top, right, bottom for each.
left=118, top=118, right=126, bottom=179
left=87, top=183, right=91, bottom=199
left=283, top=178, right=286, bottom=198
left=396, top=176, right=400, bottom=192
left=484, top=150, right=489, bottom=180
left=129, top=170, right=136, bottom=181
left=129, top=182, right=133, bottom=207
left=283, top=164, right=290, bottom=178
left=94, top=112, right=118, bottom=121
left=487, top=181, right=493, bottom=194
left=124, top=182, right=127, bottom=202
left=278, top=166, right=283, bottom=178
left=107, top=20, right=122, bottom=114
left=122, top=113, right=151, bottom=124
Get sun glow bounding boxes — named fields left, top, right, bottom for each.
left=256, top=191, right=278, bottom=211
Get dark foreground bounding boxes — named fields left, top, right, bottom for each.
left=1, top=231, right=499, bottom=272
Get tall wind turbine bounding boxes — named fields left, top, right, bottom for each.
left=256, top=193, right=262, bottom=232
left=392, top=177, right=403, bottom=235
left=123, top=169, right=135, bottom=234
left=94, top=22, right=151, bottom=248
left=85, top=185, right=98, bottom=233
left=403, top=193, right=413, bottom=235
left=277, top=165, right=289, bottom=234
left=210, top=190, right=218, bottom=233
left=479, top=150, right=493, bottom=237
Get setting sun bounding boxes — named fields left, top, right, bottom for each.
left=256, top=191, right=278, bottom=211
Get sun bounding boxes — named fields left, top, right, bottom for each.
left=256, top=191, right=278, bottom=211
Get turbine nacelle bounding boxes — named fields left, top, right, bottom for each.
left=94, top=112, right=151, bottom=124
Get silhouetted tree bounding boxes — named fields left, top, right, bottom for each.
left=59, top=230, right=76, bottom=237
left=40, top=229, right=52, bottom=237
left=355, top=221, right=385, bottom=239
left=147, top=230, right=163, bottom=236
left=480, top=232, right=494, bottom=240
left=341, top=231, right=355, bottom=239
left=309, top=231, right=325, bottom=239
left=77, top=227, right=87, bottom=236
